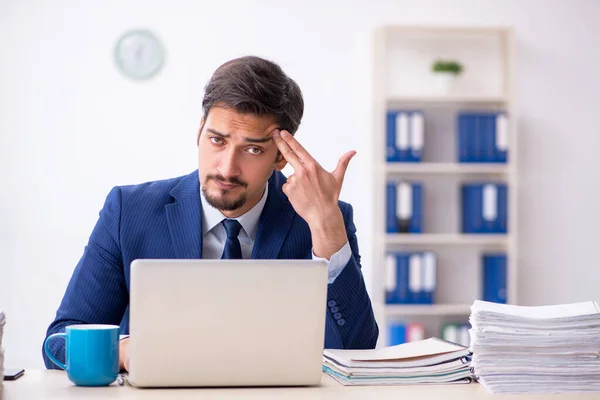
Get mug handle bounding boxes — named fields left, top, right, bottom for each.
left=44, top=333, right=67, bottom=370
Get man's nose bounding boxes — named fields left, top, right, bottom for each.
left=218, top=149, right=241, bottom=178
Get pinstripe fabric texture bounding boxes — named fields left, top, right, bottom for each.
left=43, top=170, right=378, bottom=369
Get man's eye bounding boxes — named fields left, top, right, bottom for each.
left=247, top=147, right=264, bottom=155
left=210, top=137, right=224, bottom=145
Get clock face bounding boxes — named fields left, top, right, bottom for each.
left=114, top=29, right=165, bottom=80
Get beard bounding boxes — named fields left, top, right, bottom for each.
left=202, top=174, right=248, bottom=211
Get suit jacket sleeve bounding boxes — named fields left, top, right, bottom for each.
left=42, top=187, right=129, bottom=369
left=324, top=203, right=379, bottom=349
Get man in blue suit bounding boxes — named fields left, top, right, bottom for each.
left=44, top=56, right=378, bottom=370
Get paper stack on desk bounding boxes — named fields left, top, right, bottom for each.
left=323, top=337, right=473, bottom=386
left=470, top=300, right=600, bottom=394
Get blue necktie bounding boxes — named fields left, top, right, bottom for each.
left=221, top=219, right=243, bottom=259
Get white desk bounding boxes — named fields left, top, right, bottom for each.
left=3, top=370, right=600, bottom=400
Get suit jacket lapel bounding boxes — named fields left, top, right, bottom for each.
left=165, top=170, right=203, bottom=259
left=252, top=172, right=296, bottom=259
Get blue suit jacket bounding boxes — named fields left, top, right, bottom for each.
left=43, top=170, right=378, bottom=369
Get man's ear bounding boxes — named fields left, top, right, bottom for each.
left=197, top=116, right=205, bottom=145
left=274, top=152, right=288, bottom=171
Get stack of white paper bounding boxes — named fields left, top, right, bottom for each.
left=323, top=337, right=473, bottom=386
left=470, top=300, right=600, bottom=394
left=0, top=310, right=5, bottom=386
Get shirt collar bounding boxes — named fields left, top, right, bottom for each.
left=200, top=184, right=269, bottom=240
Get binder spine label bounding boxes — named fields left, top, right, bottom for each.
left=397, top=182, right=412, bottom=220
left=396, top=113, right=409, bottom=151
left=496, top=114, right=509, bottom=151
left=482, top=184, right=498, bottom=222
left=422, top=252, right=436, bottom=291
left=409, top=253, right=422, bottom=302
left=410, top=112, right=424, bottom=151
left=385, top=254, right=397, bottom=292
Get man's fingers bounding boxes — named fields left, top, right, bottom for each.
left=332, top=151, right=357, bottom=186
left=286, top=174, right=297, bottom=185
left=273, top=130, right=303, bottom=169
left=279, top=130, right=317, bottom=166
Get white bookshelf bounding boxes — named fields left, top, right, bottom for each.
left=385, top=304, right=472, bottom=317
left=387, top=95, right=507, bottom=106
left=371, top=26, right=517, bottom=347
left=382, top=163, right=511, bottom=175
left=385, top=233, right=509, bottom=246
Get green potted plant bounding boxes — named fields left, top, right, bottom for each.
left=431, top=59, right=463, bottom=94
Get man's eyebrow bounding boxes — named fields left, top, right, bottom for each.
left=243, top=135, right=273, bottom=144
left=206, top=128, right=229, bottom=138
left=206, top=128, right=273, bottom=144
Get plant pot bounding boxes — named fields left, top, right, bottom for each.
left=433, top=72, right=457, bottom=95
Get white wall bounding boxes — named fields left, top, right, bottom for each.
left=1, top=0, right=599, bottom=368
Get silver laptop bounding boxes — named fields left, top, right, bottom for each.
left=127, top=259, right=328, bottom=387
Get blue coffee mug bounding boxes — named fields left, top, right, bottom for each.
left=44, top=324, right=120, bottom=386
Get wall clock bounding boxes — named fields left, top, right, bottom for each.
left=114, top=29, right=165, bottom=80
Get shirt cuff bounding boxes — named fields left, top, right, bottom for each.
left=119, top=334, right=130, bottom=341
left=312, top=241, right=352, bottom=285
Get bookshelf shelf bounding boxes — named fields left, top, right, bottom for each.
left=385, top=304, right=472, bottom=317
left=385, top=233, right=509, bottom=246
left=383, top=162, right=510, bottom=175
left=387, top=96, right=507, bottom=106
left=382, top=25, right=509, bottom=36
left=372, top=25, right=517, bottom=347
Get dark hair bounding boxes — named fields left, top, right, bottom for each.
left=201, top=56, right=304, bottom=134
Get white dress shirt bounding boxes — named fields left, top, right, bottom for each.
left=200, top=184, right=351, bottom=284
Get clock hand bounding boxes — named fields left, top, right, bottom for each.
left=134, top=45, right=144, bottom=65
